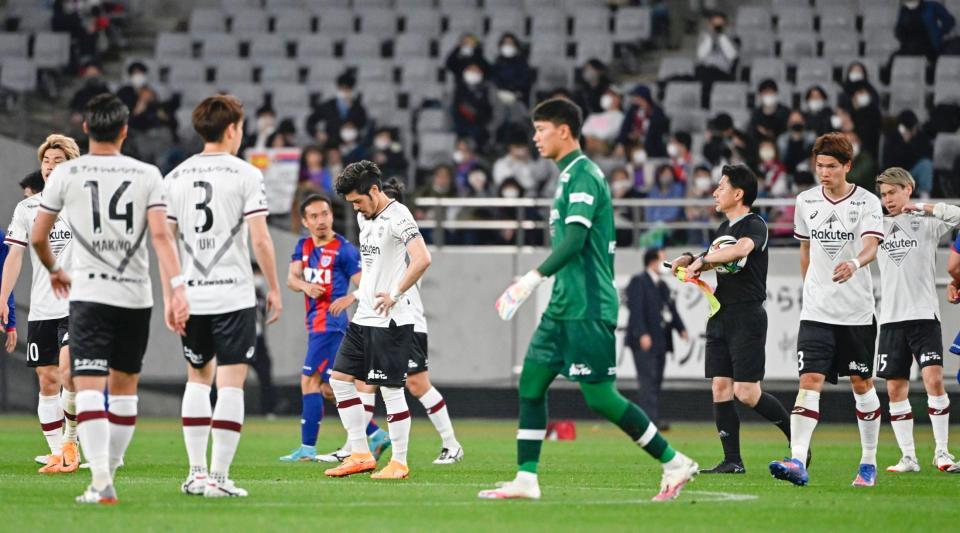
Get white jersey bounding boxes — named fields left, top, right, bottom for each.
left=4, top=193, right=73, bottom=320
left=408, top=282, right=427, bottom=334
left=164, top=152, right=268, bottom=315
left=793, top=185, right=884, bottom=325
left=877, top=205, right=960, bottom=324
left=39, top=154, right=165, bottom=309
left=352, top=200, right=421, bottom=328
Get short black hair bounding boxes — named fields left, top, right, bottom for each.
left=758, top=78, right=778, bottom=93
left=127, top=61, right=148, bottom=75
left=299, top=193, right=332, bottom=217
left=335, top=160, right=382, bottom=197
left=19, top=170, right=44, bottom=193
left=643, top=248, right=662, bottom=267
left=721, top=164, right=758, bottom=207
left=673, top=131, right=691, bottom=151
left=531, top=97, right=583, bottom=139
left=381, top=177, right=406, bottom=204
left=336, top=71, right=356, bottom=89
left=84, top=93, right=129, bottom=142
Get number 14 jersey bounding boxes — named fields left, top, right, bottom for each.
left=164, top=152, right=268, bottom=315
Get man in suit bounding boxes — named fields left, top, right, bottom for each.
left=626, top=248, right=687, bottom=429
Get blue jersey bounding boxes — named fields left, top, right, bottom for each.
left=292, top=234, right=361, bottom=333
left=0, top=227, right=15, bottom=330
left=953, top=231, right=960, bottom=254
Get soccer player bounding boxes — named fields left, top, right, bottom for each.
left=770, top=132, right=885, bottom=487
left=478, top=98, right=697, bottom=502
left=2, top=134, right=83, bottom=474
left=671, top=164, right=793, bottom=474
left=874, top=167, right=956, bottom=472
left=323, top=160, right=431, bottom=480
left=279, top=193, right=364, bottom=462
left=31, top=93, right=189, bottom=504
left=166, top=95, right=282, bottom=497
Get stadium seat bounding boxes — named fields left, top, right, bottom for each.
left=776, top=7, right=814, bottom=32
left=200, top=33, right=240, bottom=58
left=614, top=7, right=652, bottom=41
left=177, top=82, right=216, bottom=110
left=887, top=83, right=927, bottom=121
left=353, top=58, right=395, bottom=84
left=821, top=34, right=860, bottom=58
left=862, top=7, right=898, bottom=32
left=488, top=9, right=527, bottom=37
left=438, top=0, right=478, bottom=9
left=734, top=6, right=772, bottom=33
left=354, top=0, right=390, bottom=8
left=529, top=32, right=568, bottom=62
left=933, top=133, right=960, bottom=171
left=669, top=109, right=708, bottom=134
left=444, top=10, right=484, bottom=37
left=33, top=32, right=71, bottom=68
left=297, top=35, right=335, bottom=59
left=485, top=0, right=517, bottom=8
left=166, top=59, right=208, bottom=85
left=406, top=82, right=445, bottom=108
left=863, top=35, right=899, bottom=61
left=399, top=58, right=441, bottom=89
left=417, top=108, right=448, bottom=133
left=571, top=7, right=610, bottom=37
left=736, top=30, right=775, bottom=64
left=418, top=132, right=457, bottom=168
left=933, top=82, right=960, bottom=106
left=858, top=0, right=899, bottom=16
left=155, top=32, right=193, bottom=60
left=250, top=35, right=288, bottom=60
left=657, top=57, right=694, bottom=80
left=12, top=8, right=50, bottom=32
left=211, top=58, right=251, bottom=84
left=401, top=9, right=442, bottom=35
left=935, top=56, right=960, bottom=85
left=394, top=33, right=432, bottom=58
left=795, top=59, right=834, bottom=88
left=226, top=83, right=266, bottom=110
left=779, top=32, right=817, bottom=58
left=728, top=108, right=752, bottom=130
left=530, top=11, right=568, bottom=37
left=222, top=0, right=262, bottom=9
left=231, top=9, right=268, bottom=34
left=359, top=84, right=398, bottom=115
left=0, top=33, right=29, bottom=59
left=272, top=9, right=313, bottom=34
left=534, top=59, right=572, bottom=90
left=318, top=8, right=356, bottom=36
left=663, top=81, right=701, bottom=110
left=258, top=59, right=301, bottom=84
left=360, top=8, right=398, bottom=35
left=817, top=5, right=857, bottom=32
left=890, top=56, right=927, bottom=85
left=265, top=0, right=305, bottom=9
left=0, top=57, right=36, bottom=92
left=575, top=36, right=613, bottom=63
left=709, top=81, right=749, bottom=110
left=175, top=107, right=199, bottom=139
left=342, top=34, right=384, bottom=58
left=523, top=0, right=557, bottom=9
left=396, top=0, right=436, bottom=9
left=750, top=58, right=787, bottom=86
left=190, top=8, right=227, bottom=34
left=270, top=83, right=310, bottom=110
left=305, top=57, right=347, bottom=86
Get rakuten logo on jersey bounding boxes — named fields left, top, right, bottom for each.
left=881, top=222, right=918, bottom=266
left=812, top=212, right=854, bottom=259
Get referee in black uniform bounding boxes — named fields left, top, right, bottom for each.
left=669, top=165, right=793, bottom=473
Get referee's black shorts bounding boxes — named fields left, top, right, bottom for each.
left=705, top=302, right=767, bottom=382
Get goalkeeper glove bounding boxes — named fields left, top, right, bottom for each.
left=495, top=270, right=544, bottom=321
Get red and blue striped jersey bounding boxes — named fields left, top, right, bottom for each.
left=293, top=234, right=361, bottom=333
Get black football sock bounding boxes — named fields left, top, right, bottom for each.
left=713, top=400, right=741, bottom=464
left=752, top=392, right=792, bottom=442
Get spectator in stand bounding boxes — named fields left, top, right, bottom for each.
left=894, top=0, right=955, bottom=61
left=582, top=87, right=625, bottom=157
left=53, top=0, right=96, bottom=65
left=845, top=81, right=883, bottom=161
left=244, top=105, right=277, bottom=152
left=325, top=145, right=344, bottom=180
left=457, top=166, right=497, bottom=244
left=452, top=137, right=482, bottom=193
left=490, top=33, right=534, bottom=106
left=685, top=165, right=716, bottom=247
left=771, top=170, right=818, bottom=238
left=645, top=164, right=685, bottom=224
left=756, top=138, right=788, bottom=198
left=116, top=62, right=149, bottom=111
left=667, top=131, right=694, bottom=183
left=778, top=110, right=816, bottom=175
left=126, top=85, right=171, bottom=134
left=445, top=33, right=489, bottom=83
left=840, top=62, right=881, bottom=110
left=494, top=177, right=542, bottom=245
left=748, top=79, right=790, bottom=141
left=702, top=112, right=735, bottom=167
left=69, top=61, right=110, bottom=120
left=883, top=110, right=935, bottom=197
left=492, top=129, right=556, bottom=195
left=415, top=164, right=460, bottom=243
left=617, top=84, right=669, bottom=158
left=694, top=10, right=737, bottom=108
left=306, top=71, right=368, bottom=146
left=609, top=166, right=641, bottom=246
left=370, top=127, right=408, bottom=179
left=452, top=62, right=494, bottom=150
left=267, top=118, right=297, bottom=148
left=844, top=130, right=879, bottom=194
left=574, top=58, right=612, bottom=115
left=337, top=120, right=369, bottom=164
left=298, top=145, right=334, bottom=196
left=803, top=85, right=834, bottom=136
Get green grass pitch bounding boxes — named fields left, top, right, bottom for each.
left=0, top=416, right=956, bottom=532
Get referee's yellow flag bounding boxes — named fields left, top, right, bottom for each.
left=675, top=267, right=721, bottom=318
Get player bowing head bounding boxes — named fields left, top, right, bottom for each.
left=336, top=161, right=388, bottom=220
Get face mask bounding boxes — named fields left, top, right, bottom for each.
left=695, top=176, right=712, bottom=192
left=904, top=1, right=920, bottom=9
left=130, top=72, right=147, bottom=89
left=468, top=173, right=486, bottom=191
left=611, top=180, right=632, bottom=195
left=340, top=128, right=358, bottom=143
left=453, top=150, right=466, bottom=164
left=830, top=114, right=843, bottom=130
left=338, top=90, right=352, bottom=102
left=855, top=92, right=871, bottom=108
left=848, top=70, right=864, bottom=82
left=852, top=142, right=861, bottom=157
left=898, top=124, right=910, bottom=138
left=501, top=187, right=520, bottom=198
left=460, top=45, right=474, bottom=56
left=583, top=69, right=598, bottom=84
left=807, top=99, right=825, bottom=112
left=374, top=137, right=390, bottom=151
left=632, top=149, right=647, bottom=165
left=463, top=70, right=482, bottom=85
left=500, top=44, right=518, bottom=58
left=257, top=117, right=274, bottom=133
left=790, top=122, right=805, bottom=132
left=599, top=94, right=615, bottom=111
left=666, top=143, right=679, bottom=158
left=760, top=147, right=776, bottom=162
left=761, top=93, right=778, bottom=107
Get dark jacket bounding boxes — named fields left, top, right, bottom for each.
left=626, top=271, right=684, bottom=352
left=491, top=54, right=534, bottom=105
left=306, top=97, right=368, bottom=144
left=895, top=0, right=956, bottom=55
left=617, top=104, right=670, bottom=157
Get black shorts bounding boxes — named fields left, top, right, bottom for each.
left=877, top=319, right=943, bottom=380
left=796, top=319, right=877, bottom=384
left=69, top=302, right=151, bottom=376
left=333, top=321, right=415, bottom=387
left=408, top=331, right=429, bottom=375
left=181, top=307, right=257, bottom=368
left=705, top=303, right=766, bottom=381
left=26, top=317, right=69, bottom=368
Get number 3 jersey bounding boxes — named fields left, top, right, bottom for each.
left=793, top=185, right=884, bottom=326
left=164, top=152, right=268, bottom=315
left=39, top=154, right=165, bottom=309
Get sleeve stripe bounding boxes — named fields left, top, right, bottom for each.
left=4, top=237, right=27, bottom=247
left=244, top=208, right=269, bottom=218
left=166, top=215, right=178, bottom=221
left=793, top=232, right=809, bottom=240
left=147, top=203, right=167, bottom=212
left=565, top=215, right=593, bottom=228
left=38, top=203, right=61, bottom=213
left=569, top=192, right=595, bottom=205
left=861, top=231, right=884, bottom=239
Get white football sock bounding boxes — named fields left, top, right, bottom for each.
left=790, top=389, right=820, bottom=466
left=61, top=389, right=78, bottom=443
left=38, top=393, right=64, bottom=455
left=889, top=399, right=915, bottom=458
left=419, top=387, right=459, bottom=450
left=854, top=387, right=881, bottom=466
left=76, top=390, right=110, bottom=490
left=382, top=386, right=410, bottom=465
left=330, top=379, right=367, bottom=454
left=928, top=394, right=951, bottom=451
left=210, top=387, right=244, bottom=483
left=107, top=395, right=138, bottom=478
left=181, top=382, right=212, bottom=473
left=359, top=390, right=377, bottom=427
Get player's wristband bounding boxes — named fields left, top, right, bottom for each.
left=170, top=275, right=185, bottom=289
left=352, top=289, right=360, bottom=300
left=849, top=258, right=861, bottom=270
left=48, top=259, right=61, bottom=274
left=682, top=252, right=695, bottom=260
left=914, top=202, right=927, bottom=212
left=390, top=289, right=405, bottom=302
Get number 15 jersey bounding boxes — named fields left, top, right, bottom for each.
left=40, top=154, right=165, bottom=309
left=164, top=152, right=268, bottom=315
